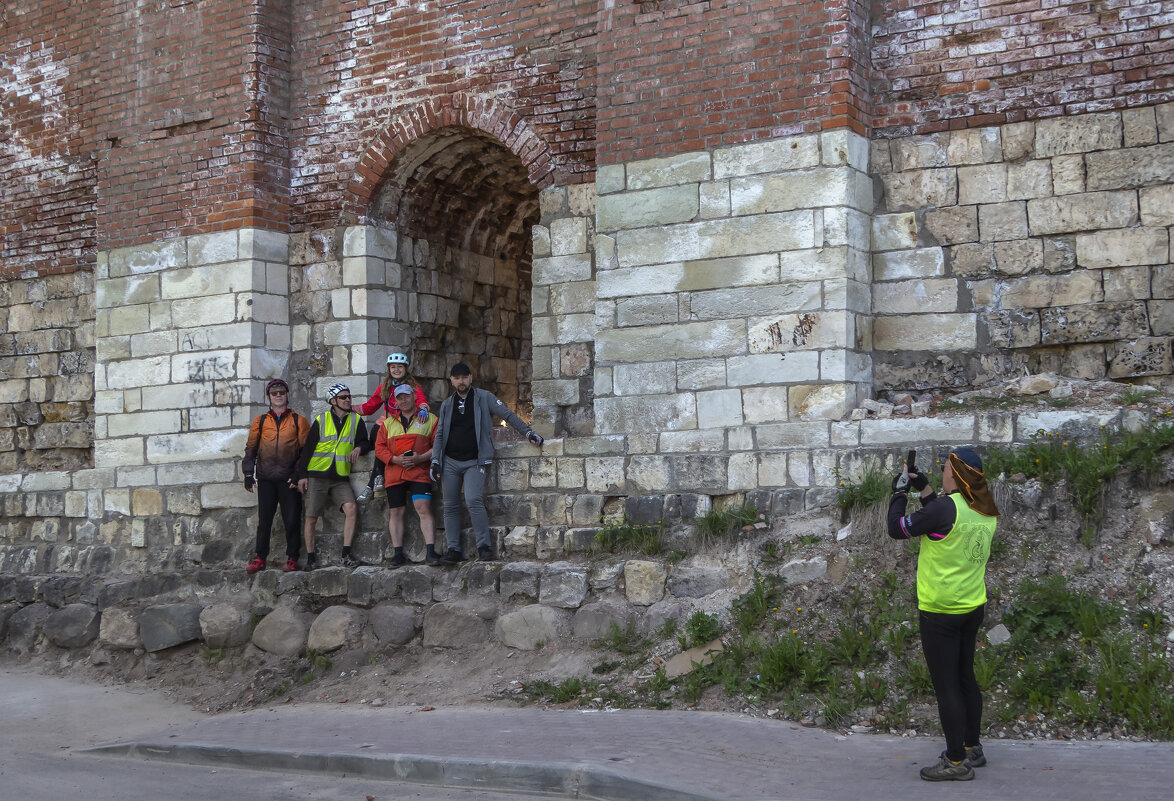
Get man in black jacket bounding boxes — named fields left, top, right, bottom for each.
left=430, top=363, right=542, bottom=563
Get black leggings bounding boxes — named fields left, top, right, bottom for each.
left=366, top=457, right=386, bottom=488
left=919, top=605, right=984, bottom=761
left=255, top=479, right=302, bottom=561
left=365, top=421, right=385, bottom=488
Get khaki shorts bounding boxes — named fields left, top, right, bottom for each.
left=304, top=477, right=356, bottom=517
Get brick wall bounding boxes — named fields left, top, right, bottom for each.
left=871, top=0, right=1174, bottom=137
left=1, top=1, right=94, bottom=278
left=596, top=0, right=872, bottom=164
left=289, top=0, right=598, bottom=231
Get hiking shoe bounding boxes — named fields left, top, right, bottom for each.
left=387, top=552, right=407, bottom=569
left=441, top=548, right=464, bottom=565
left=283, top=558, right=299, bottom=572
left=477, top=545, right=494, bottom=561
left=246, top=556, right=266, bottom=574
left=424, top=551, right=441, bottom=566
left=920, top=754, right=974, bottom=782
left=373, top=475, right=385, bottom=496
left=356, top=485, right=374, bottom=502
left=341, top=555, right=362, bottom=568
left=963, top=744, right=986, bottom=768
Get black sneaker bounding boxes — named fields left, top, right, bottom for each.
left=341, top=555, right=362, bottom=568
left=477, top=545, right=494, bottom=561
left=424, top=551, right=441, bottom=566
left=387, top=552, right=407, bottom=569
left=920, top=754, right=974, bottom=782
left=304, top=553, right=318, bottom=571
left=441, top=548, right=463, bottom=565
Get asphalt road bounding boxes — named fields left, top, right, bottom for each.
left=0, top=667, right=556, bottom=801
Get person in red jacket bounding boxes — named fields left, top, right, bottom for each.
left=374, top=384, right=440, bottom=567
left=357, top=352, right=429, bottom=502
left=242, top=379, right=308, bottom=573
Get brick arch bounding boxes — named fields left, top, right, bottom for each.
left=343, top=94, right=555, bottom=220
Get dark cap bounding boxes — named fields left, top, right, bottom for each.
left=265, top=378, right=289, bottom=394
left=450, top=362, right=472, bottom=377
left=951, top=447, right=983, bottom=472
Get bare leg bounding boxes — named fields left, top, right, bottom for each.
left=413, top=496, right=435, bottom=546
left=388, top=505, right=406, bottom=547
left=303, top=516, right=317, bottom=555
left=341, top=502, right=357, bottom=547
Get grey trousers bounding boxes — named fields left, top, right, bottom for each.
left=441, top=459, right=489, bottom=550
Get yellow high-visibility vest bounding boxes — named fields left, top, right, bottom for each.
left=306, top=412, right=358, bottom=477
left=917, top=493, right=996, bottom=614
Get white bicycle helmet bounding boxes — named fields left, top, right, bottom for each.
left=387, top=352, right=409, bottom=365
left=327, top=383, right=350, bottom=400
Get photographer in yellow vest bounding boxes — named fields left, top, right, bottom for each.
left=888, top=447, right=998, bottom=782
left=295, top=383, right=372, bottom=569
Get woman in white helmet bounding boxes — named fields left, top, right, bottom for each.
left=357, top=352, right=429, bottom=501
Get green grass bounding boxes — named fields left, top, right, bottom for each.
left=521, top=677, right=594, bottom=704
left=694, top=504, right=764, bottom=548
left=593, top=517, right=663, bottom=555
left=683, top=611, right=722, bottom=648
left=985, top=420, right=1174, bottom=540
left=835, top=461, right=890, bottom=511
left=593, top=620, right=652, bottom=668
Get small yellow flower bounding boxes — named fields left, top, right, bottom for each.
left=797, top=607, right=803, bottom=612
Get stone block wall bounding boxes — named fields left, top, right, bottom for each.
left=0, top=271, right=94, bottom=474
left=872, top=104, right=1174, bottom=393
left=590, top=130, right=874, bottom=433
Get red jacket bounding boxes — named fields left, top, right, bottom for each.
left=359, top=381, right=428, bottom=418
left=374, top=411, right=438, bottom=485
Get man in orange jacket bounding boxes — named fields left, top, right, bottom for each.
left=374, top=384, right=440, bottom=567
left=242, top=379, right=308, bottom=573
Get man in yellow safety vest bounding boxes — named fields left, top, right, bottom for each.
left=295, top=383, right=372, bottom=569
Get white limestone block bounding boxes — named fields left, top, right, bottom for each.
left=187, top=231, right=239, bottom=266
left=616, top=211, right=815, bottom=268
left=873, top=314, right=978, bottom=350
left=626, top=151, right=711, bottom=190
left=713, top=135, right=820, bottom=179
left=696, top=389, right=743, bottom=428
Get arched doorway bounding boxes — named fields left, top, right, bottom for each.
left=370, top=128, right=540, bottom=419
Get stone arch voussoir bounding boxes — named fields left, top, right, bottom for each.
left=344, top=94, right=555, bottom=221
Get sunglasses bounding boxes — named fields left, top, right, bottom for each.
left=268, top=389, right=288, bottom=396
left=334, top=395, right=352, bottom=401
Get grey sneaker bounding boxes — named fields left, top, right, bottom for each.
left=963, top=744, right=986, bottom=768
left=341, top=555, right=361, bottom=568
left=356, top=485, right=374, bottom=502
left=920, top=754, right=974, bottom=782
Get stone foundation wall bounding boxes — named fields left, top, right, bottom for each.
left=3, top=106, right=1174, bottom=579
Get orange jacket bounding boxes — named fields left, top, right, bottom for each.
left=243, top=409, right=308, bottom=481
left=374, top=411, right=438, bottom=485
